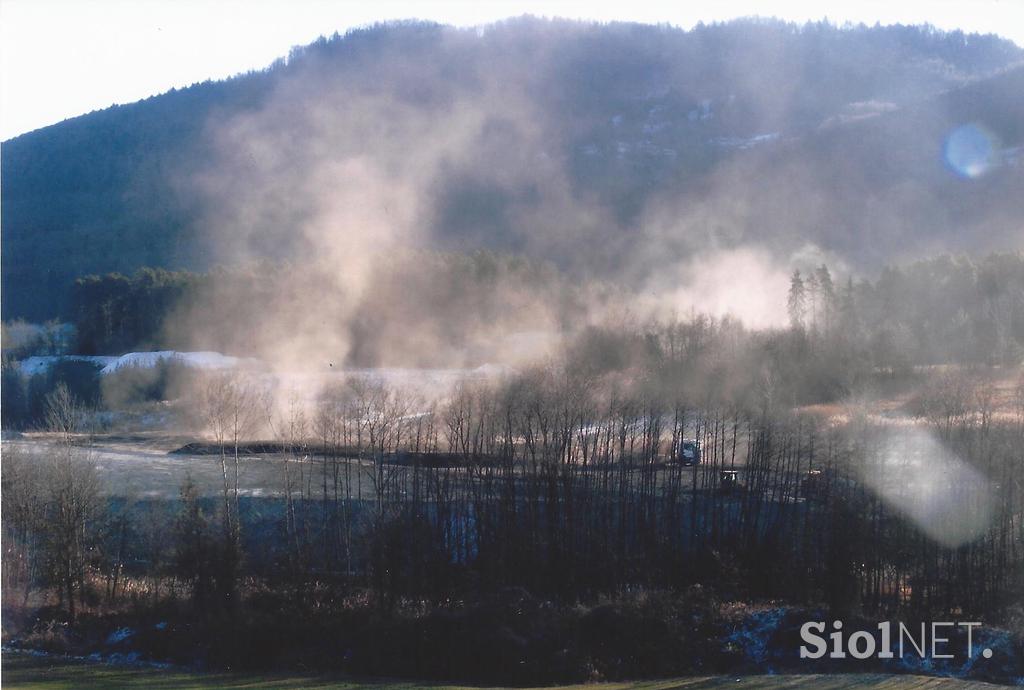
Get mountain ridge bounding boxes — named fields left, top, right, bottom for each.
left=3, top=17, right=1023, bottom=321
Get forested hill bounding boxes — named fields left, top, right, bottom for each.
left=3, top=18, right=1024, bottom=321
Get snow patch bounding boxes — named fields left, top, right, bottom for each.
left=100, top=351, right=258, bottom=375
left=105, top=627, right=135, bottom=645
left=709, top=133, right=779, bottom=150
left=726, top=608, right=788, bottom=665
left=19, top=351, right=260, bottom=377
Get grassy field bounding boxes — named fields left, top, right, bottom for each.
left=1, top=654, right=1011, bottom=690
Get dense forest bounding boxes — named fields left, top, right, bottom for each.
left=50, top=249, right=1024, bottom=368
left=3, top=18, right=1023, bottom=321
left=61, top=251, right=579, bottom=363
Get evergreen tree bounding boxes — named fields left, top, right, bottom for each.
left=787, top=270, right=807, bottom=330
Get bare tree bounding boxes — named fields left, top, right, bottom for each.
left=40, top=384, right=103, bottom=620
left=198, top=371, right=269, bottom=607
left=1, top=445, right=46, bottom=607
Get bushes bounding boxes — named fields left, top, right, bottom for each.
left=1, top=360, right=102, bottom=430
left=577, top=587, right=723, bottom=679
left=87, top=586, right=727, bottom=683
left=100, top=359, right=196, bottom=410
left=1, top=357, right=28, bottom=428
left=1, top=569, right=727, bottom=682
left=0, top=357, right=202, bottom=430
left=2, top=404, right=104, bottom=621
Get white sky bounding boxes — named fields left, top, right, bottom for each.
left=2, top=0, right=1023, bottom=140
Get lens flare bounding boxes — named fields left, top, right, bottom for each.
left=944, top=124, right=999, bottom=179
left=857, top=429, right=994, bottom=548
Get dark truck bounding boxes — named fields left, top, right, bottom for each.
left=679, top=439, right=701, bottom=466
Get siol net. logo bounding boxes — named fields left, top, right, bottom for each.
left=800, top=621, right=991, bottom=660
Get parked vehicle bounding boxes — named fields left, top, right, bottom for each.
left=679, top=439, right=701, bottom=466
left=719, top=469, right=739, bottom=493
left=801, top=469, right=825, bottom=500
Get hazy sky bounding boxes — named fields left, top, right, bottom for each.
left=2, top=0, right=1022, bottom=140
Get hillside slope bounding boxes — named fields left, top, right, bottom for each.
left=2, top=18, right=1022, bottom=321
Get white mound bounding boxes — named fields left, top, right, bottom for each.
left=100, top=351, right=255, bottom=374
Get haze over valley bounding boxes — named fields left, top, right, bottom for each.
left=3, top=14, right=1024, bottom=687
left=4, top=18, right=1023, bottom=371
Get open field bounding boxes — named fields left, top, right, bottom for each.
left=1, top=654, right=1012, bottom=690
left=2, top=433, right=291, bottom=499
left=1, top=432, right=737, bottom=500
left=2, top=433, right=390, bottom=499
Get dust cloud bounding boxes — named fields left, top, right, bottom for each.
left=169, top=20, right=870, bottom=380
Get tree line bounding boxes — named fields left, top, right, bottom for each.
left=788, top=253, right=1024, bottom=369
left=61, top=251, right=1024, bottom=372
left=5, top=251, right=1024, bottom=432
left=65, top=250, right=577, bottom=363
